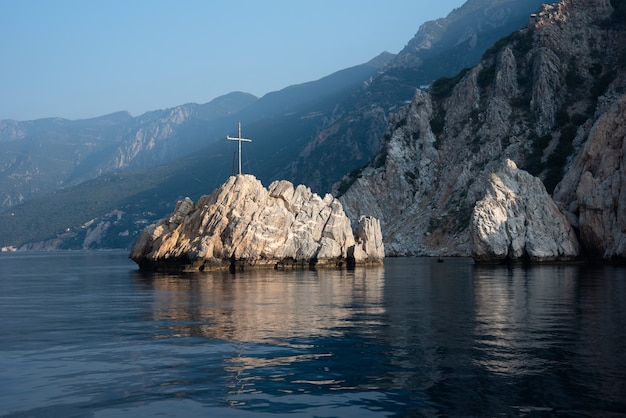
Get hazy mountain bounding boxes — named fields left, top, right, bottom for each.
left=272, top=0, right=548, bottom=192
left=392, top=0, right=549, bottom=75
left=0, top=55, right=389, bottom=212
left=236, top=51, right=396, bottom=122
left=0, top=92, right=256, bottom=208
left=0, top=56, right=393, bottom=249
left=0, top=0, right=553, bottom=250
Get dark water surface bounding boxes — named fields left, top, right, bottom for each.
left=1, top=252, right=625, bottom=417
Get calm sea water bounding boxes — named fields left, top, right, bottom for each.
left=1, top=252, right=625, bottom=417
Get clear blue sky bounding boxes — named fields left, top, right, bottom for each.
left=1, top=0, right=466, bottom=121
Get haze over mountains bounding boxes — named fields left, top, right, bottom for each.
left=1, top=0, right=554, bottom=250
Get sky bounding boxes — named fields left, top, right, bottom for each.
left=0, top=0, right=466, bottom=121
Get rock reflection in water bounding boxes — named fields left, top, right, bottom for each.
left=2, top=254, right=625, bottom=416
left=473, top=264, right=581, bottom=376
left=136, top=267, right=385, bottom=344
left=471, top=263, right=626, bottom=412
left=134, top=267, right=387, bottom=400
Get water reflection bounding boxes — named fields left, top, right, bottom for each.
left=133, top=266, right=391, bottom=402
left=135, top=267, right=385, bottom=345
left=473, top=264, right=579, bottom=376
left=471, top=263, right=626, bottom=414
left=2, top=253, right=626, bottom=417
left=364, top=258, right=626, bottom=416
left=131, top=258, right=626, bottom=415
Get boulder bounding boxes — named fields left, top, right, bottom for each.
left=130, top=175, right=384, bottom=271
left=470, top=160, right=579, bottom=262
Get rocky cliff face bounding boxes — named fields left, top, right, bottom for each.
left=130, top=175, right=384, bottom=271
left=553, top=93, right=626, bottom=259
left=337, top=0, right=626, bottom=261
left=283, top=0, right=547, bottom=193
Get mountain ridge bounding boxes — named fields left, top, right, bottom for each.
left=0, top=56, right=388, bottom=211
left=0, top=92, right=257, bottom=208
left=0, top=0, right=558, bottom=251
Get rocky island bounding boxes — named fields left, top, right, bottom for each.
left=130, top=175, right=384, bottom=271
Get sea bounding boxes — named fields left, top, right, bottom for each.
left=1, top=251, right=625, bottom=417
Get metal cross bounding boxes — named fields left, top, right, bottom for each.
left=226, top=122, right=252, bottom=175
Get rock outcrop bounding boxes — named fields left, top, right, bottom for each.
left=554, top=94, right=626, bottom=260
left=337, top=0, right=625, bottom=262
left=470, top=160, right=579, bottom=262
left=129, top=175, right=384, bottom=271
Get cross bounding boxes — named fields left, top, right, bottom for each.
left=226, top=122, right=252, bottom=176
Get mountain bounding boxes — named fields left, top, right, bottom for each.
left=235, top=52, right=396, bottom=122
left=273, top=0, right=548, bottom=192
left=0, top=54, right=391, bottom=213
left=379, top=0, right=548, bottom=100
left=0, top=92, right=257, bottom=209
left=0, top=0, right=553, bottom=251
left=337, top=0, right=626, bottom=261
left=0, top=57, right=392, bottom=249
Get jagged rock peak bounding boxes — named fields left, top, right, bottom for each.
left=129, top=175, right=384, bottom=271
left=470, top=160, right=580, bottom=263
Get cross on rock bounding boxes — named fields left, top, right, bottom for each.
left=226, top=122, right=252, bottom=176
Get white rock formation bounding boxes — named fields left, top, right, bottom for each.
left=470, top=160, right=579, bottom=262
left=130, top=175, right=384, bottom=271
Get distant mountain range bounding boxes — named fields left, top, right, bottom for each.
left=0, top=93, right=256, bottom=208
left=0, top=0, right=549, bottom=250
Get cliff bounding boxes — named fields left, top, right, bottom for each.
left=553, top=93, right=626, bottom=259
left=130, top=175, right=384, bottom=271
left=281, top=0, right=547, bottom=193
left=336, top=0, right=626, bottom=262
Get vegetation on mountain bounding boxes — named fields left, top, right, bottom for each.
left=430, top=68, right=472, bottom=99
